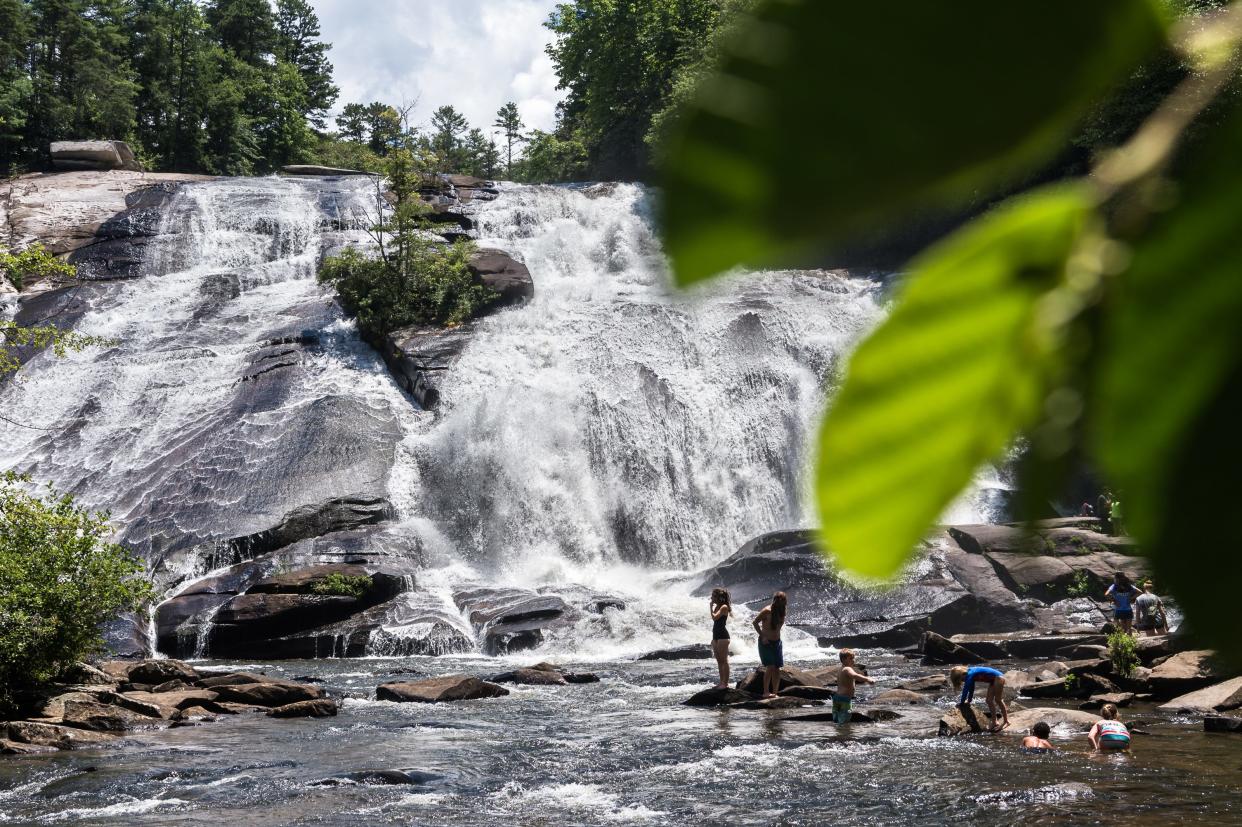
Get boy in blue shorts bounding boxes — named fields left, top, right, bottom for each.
left=832, top=648, right=875, bottom=724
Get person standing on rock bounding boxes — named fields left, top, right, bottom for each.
left=710, top=588, right=732, bottom=688
left=950, top=665, right=1010, bottom=732
left=1097, top=490, right=1113, bottom=533
left=1088, top=704, right=1131, bottom=751
left=1106, top=572, right=1141, bottom=635
left=1134, top=581, right=1167, bottom=637
left=752, top=591, right=787, bottom=699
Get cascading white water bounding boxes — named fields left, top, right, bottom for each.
left=0, top=177, right=412, bottom=559
left=401, top=183, right=887, bottom=577
left=0, top=176, right=996, bottom=660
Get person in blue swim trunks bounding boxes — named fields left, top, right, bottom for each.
left=832, top=648, right=875, bottom=724
left=752, top=591, right=787, bottom=699
left=950, top=664, right=1010, bottom=732
left=1106, top=572, right=1142, bottom=634
left=1089, top=704, right=1131, bottom=752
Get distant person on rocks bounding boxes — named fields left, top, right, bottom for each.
left=1021, top=721, right=1054, bottom=753
left=1079, top=501, right=1094, bottom=517
left=710, top=588, right=732, bottom=688
left=1134, top=581, right=1167, bottom=637
left=1089, top=704, right=1131, bottom=752
left=832, top=648, right=875, bottom=724
left=950, top=665, right=1010, bottom=732
left=1097, top=491, right=1113, bottom=533
left=1109, top=497, right=1125, bottom=535
left=752, top=591, right=787, bottom=699
left=1106, top=572, right=1141, bottom=635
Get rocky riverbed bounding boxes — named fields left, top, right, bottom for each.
left=3, top=647, right=1242, bottom=825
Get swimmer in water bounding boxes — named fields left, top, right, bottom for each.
left=1021, top=721, right=1054, bottom=753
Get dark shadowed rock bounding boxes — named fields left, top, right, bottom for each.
left=468, top=249, right=534, bottom=310
left=920, top=632, right=984, bottom=665
left=267, top=699, right=338, bottom=718
left=778, top=686, right=835, bottom=700
left=1205, top=716, right=1242, bottom=733
left=313, top=769, right=443, bottom=786
left=638, top=644, right=712, bottom=661
left=377, top=675, right=509, bottom=703
left=489, top=668, right=568, bottom=686
left=938, top=704, right=991, bottom=736
left=730, top=696, right=823, bottom=710
left=693, top=530, right=1034, bottom=649
left=453, top=588, right=572, bottom=656
left=368, top=323, right=475, bottom=409
left=684, top=687, right=756, bottom=707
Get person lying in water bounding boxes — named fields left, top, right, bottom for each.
left=1020, top=721, right=1054, bottom=753
left=1088, top=704, right=1131, bottom=752
left=832, top=648, right=875, bottom=724
left=950, top=665, right=1010, bottom=732
left=752, top=591, right=787, bottom=699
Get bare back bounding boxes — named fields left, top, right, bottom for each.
left=754, top=605, right=783, bottom=643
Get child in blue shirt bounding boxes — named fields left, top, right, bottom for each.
left=950, top=665, right=1010, bottom=732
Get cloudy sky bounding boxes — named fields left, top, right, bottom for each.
left=310, top=0, right=565, bottom=137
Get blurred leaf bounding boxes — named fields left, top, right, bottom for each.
left=660, top=0, right=1167, bottom=285
left=816, top=185, right=1097, bottom=578
left=1093, top=100, right=1242, bottom=655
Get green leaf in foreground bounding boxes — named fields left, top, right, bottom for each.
left=816, top=185, right=1097, bottom=579
left=1094, top=100, right=1242, bottom=653
left=660, top=0, right=1167, bottom=285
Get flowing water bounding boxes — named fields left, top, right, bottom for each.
left=2, top=178, right=1240, bottom=824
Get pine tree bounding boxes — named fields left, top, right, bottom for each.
left=206, top=0, right=277, bottom=67
left=274, top=0, right=338, bottom=129
left=431, top=105, right=468, bottom=169
left=0, top=0, right=33, bottom=171
left=493, top=101, right=525, bottom=173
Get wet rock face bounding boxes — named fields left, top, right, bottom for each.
left=453, top=588, right=574, bottom=656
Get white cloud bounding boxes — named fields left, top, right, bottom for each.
left=309, top=0, right=565, bottom=135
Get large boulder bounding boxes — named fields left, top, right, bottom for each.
left=267, top=698, right=338, bottom=718
left=1159, top=677, right=1242, bottom=713
left=211, top=680, right=323, bottom=707
left=50, top=140, right=143, bottom=172
left=3, top=720, right=118, bottom=750
left=468, top=249, right=534, bottom=310
left=368, top=323, right=476, bottom=409
left=1148, top=650, right=1229, bottom=699
left=920, top=632, right=984, bottom=665
left=61, top=700, right=160, bottom=732
left=692, top=530, right=1034, bottom=649
left=735, top=666, right=824, bottom=694
left=684, top=687, right=756, bottom=707
left=376, top=675, right=509, bottom=703
left=453, top=588, right=573, bottom=656
left=127, top=659, right=199, bottom=686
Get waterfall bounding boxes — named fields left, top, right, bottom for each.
left=1, top=175, right=1001, bottom=659
left=401, top=183, right=886, bottom=578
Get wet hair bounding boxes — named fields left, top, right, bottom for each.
left=1032, top=722, right=1051, bottom=739
left=771, top=592, right=787, bottom=627
left=1114, top=571, right=1130, bottom=586
left=839, top=648, right=855, bottom=664
left=949, top=665, right=968, bottom=687
left=1101, top=703, right=1119, bottom=720
left=711, top=588, right=730, bottom=607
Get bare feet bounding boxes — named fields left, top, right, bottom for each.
left=764, top=693, right=779, bottom=699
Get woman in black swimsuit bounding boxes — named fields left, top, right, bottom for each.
left=710, top=588, right=731, bottom=688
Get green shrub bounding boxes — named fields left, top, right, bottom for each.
left=0, top=473, right=151, bottom=710
left=1108, top=630, right=1141, bottom=678
left=1067, top=569, right=1092, bottom=598
left=310, top=573, right=372, bottom=599
left=0, top=242, right=73, bottom=291
left=318, top=148, right=495, bottom=335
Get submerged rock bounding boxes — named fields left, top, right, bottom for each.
left=376, top=675, right=509, bottom=704
left=872, top=689, right=930, bottom=705
left=1205, top=716, right=1242, bottom=733
left=313, top=769, right=443, bottom=786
